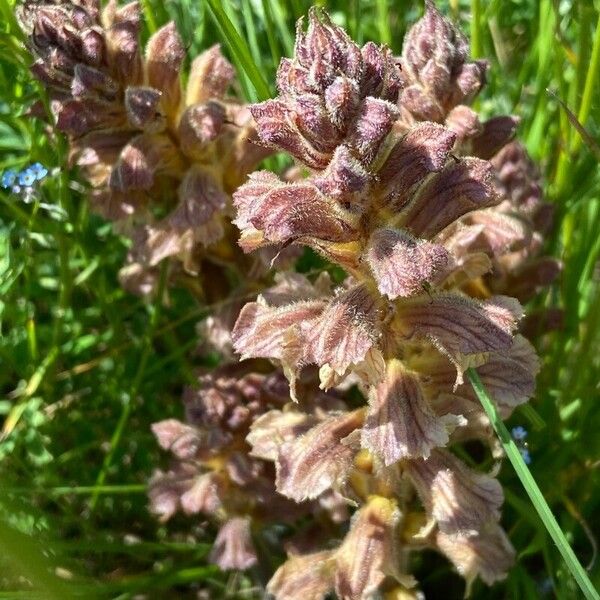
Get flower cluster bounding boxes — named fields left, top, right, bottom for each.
left=149, top=362, right=349, bottom=570
left=18, top=1, right=560, bottom=596
left=1, top=162, right=49, bottom=199
left=230, top=5, right=554, bottom=596
left=18, top=0, right=269, bottom=295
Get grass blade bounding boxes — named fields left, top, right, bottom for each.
left=467, top=368, right=599, bottom=600
left=205, top=0, right=272, bottom=101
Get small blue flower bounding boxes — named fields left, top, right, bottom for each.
left=1, top=169, right=18, bottom=189
left=18, top=168, right=37, bottom=187
left=520, top=448, right=532, bottom=465
left=512, top=426, right=528, bottom=441
left=30, top=162, right=49, bottom=181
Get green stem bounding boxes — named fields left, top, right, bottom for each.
left=140, top=0, right=158, bottom=34
left=467, top=369, right=599, bottom=600
left=375, top=0, right=391, bottom=47
left=572, top=11, right=600, bottom=154
left=470, top=0, right=482, bottom=58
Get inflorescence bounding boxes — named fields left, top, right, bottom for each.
left=19, top=1, right=559, bottom=597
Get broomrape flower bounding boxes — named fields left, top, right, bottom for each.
left=149, top=363, right=350, bottom=571
left=18, top=0, right=270, bottom=294
left=231, top=4, right=554, bottom=596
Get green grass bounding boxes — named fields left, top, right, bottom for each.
left=1, top=0, right=600, bottom=598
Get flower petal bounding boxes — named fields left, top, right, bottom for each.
left=377, top=122, right=456, bottom=211
left=365, top=227, right=449, bottom=299
left=405, top=449, right=503, bottom=535
left=209, top=517, right=258, bottom=571
left=361, top=360, right=462, bottom=464
left=470, top=116, right=519, bottom=160
left=169, top=166, right=227, bottom=229
left=303, top=284, right=382, bottom=377
left=334, top=496, right=403, bottom=599
left=180, top=472, right=223, bottom=515
left=233, top=172, right=358, bottom=247
left=250, top=99, right=330, bottom=169
left=401, top=158, right=498, bottom=238
left=347, top=97, right=398, bottom=165
left=232, top=300, right=325, bottom=361
left=125, top=86, right=163, bottom=130
left=247, top=409, right=319, bottom=461
left=395, top=293, right=519, bottom=365
left=267, top=551, right=336, bottom=600
left=276, top=409, right=363, bottom=501
left=145, top=22, right=184, bottom=111
left=187, top=45, right=235, bottom=104
left=436, top=524, right=515, bottom=587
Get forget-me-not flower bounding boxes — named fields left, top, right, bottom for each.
left=1, top=169, right=18, bottom=189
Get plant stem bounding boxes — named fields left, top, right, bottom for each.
left=467, top=369, right=599, bottom=600
left=470, top=0, right=482, bottom=58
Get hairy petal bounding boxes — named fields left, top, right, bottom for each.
left=378, top=122, right=456, bottom=210
left=347, top=97, right=399, bottom=165
left=178, top=102, right=226, bottom=159
left=334, top=496, right=404, bottom=599
left=250, top=99, right=329, bottom=168
left=209, top=517, right=257, bottom=571
left=180, top=472, right=223, bottom=515
left=276, top=409, right=363, bottom=501
left=267, top=551, right=336, bottom=600
left=145, top=22, right=184, bottom=111
left=302, top=284, right=382, bottom=377
left=151, top=419, right=205, bottom=460
left=125, top=86, right=163, bottom=130
left=395, top=293, right=520, bottom=367
left=232, top=300, right=325, bottom=361
left=442, top=210, right=531, bottom=256
left=401, top=158, right=498, bottom=238
left=247, top=409, right=319, bottom=461
left=233, top=172, right=357, bottom=247
left=170, top=166, right=227, bottom=229
left=365, top=227, right=449, bottom=299
left=436, top=524, right=515, bottom=587
left=186, top=44, right=235, bottom=104
left=474, top=335, right=539, bottom=408
left=405, top=449, right=503, bottom=535
left=471, top=116, right=519, bottom=160
left=362, top=360, right=463, bottom=464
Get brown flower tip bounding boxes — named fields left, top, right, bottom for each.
left=251, top=7, right=401, bottom=170
left=399, top=1, right=487, bottom=122
left=145, top=22, right=185, bottom=112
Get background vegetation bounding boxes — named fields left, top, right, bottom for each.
left=0, top=0, right=599, bottom=597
